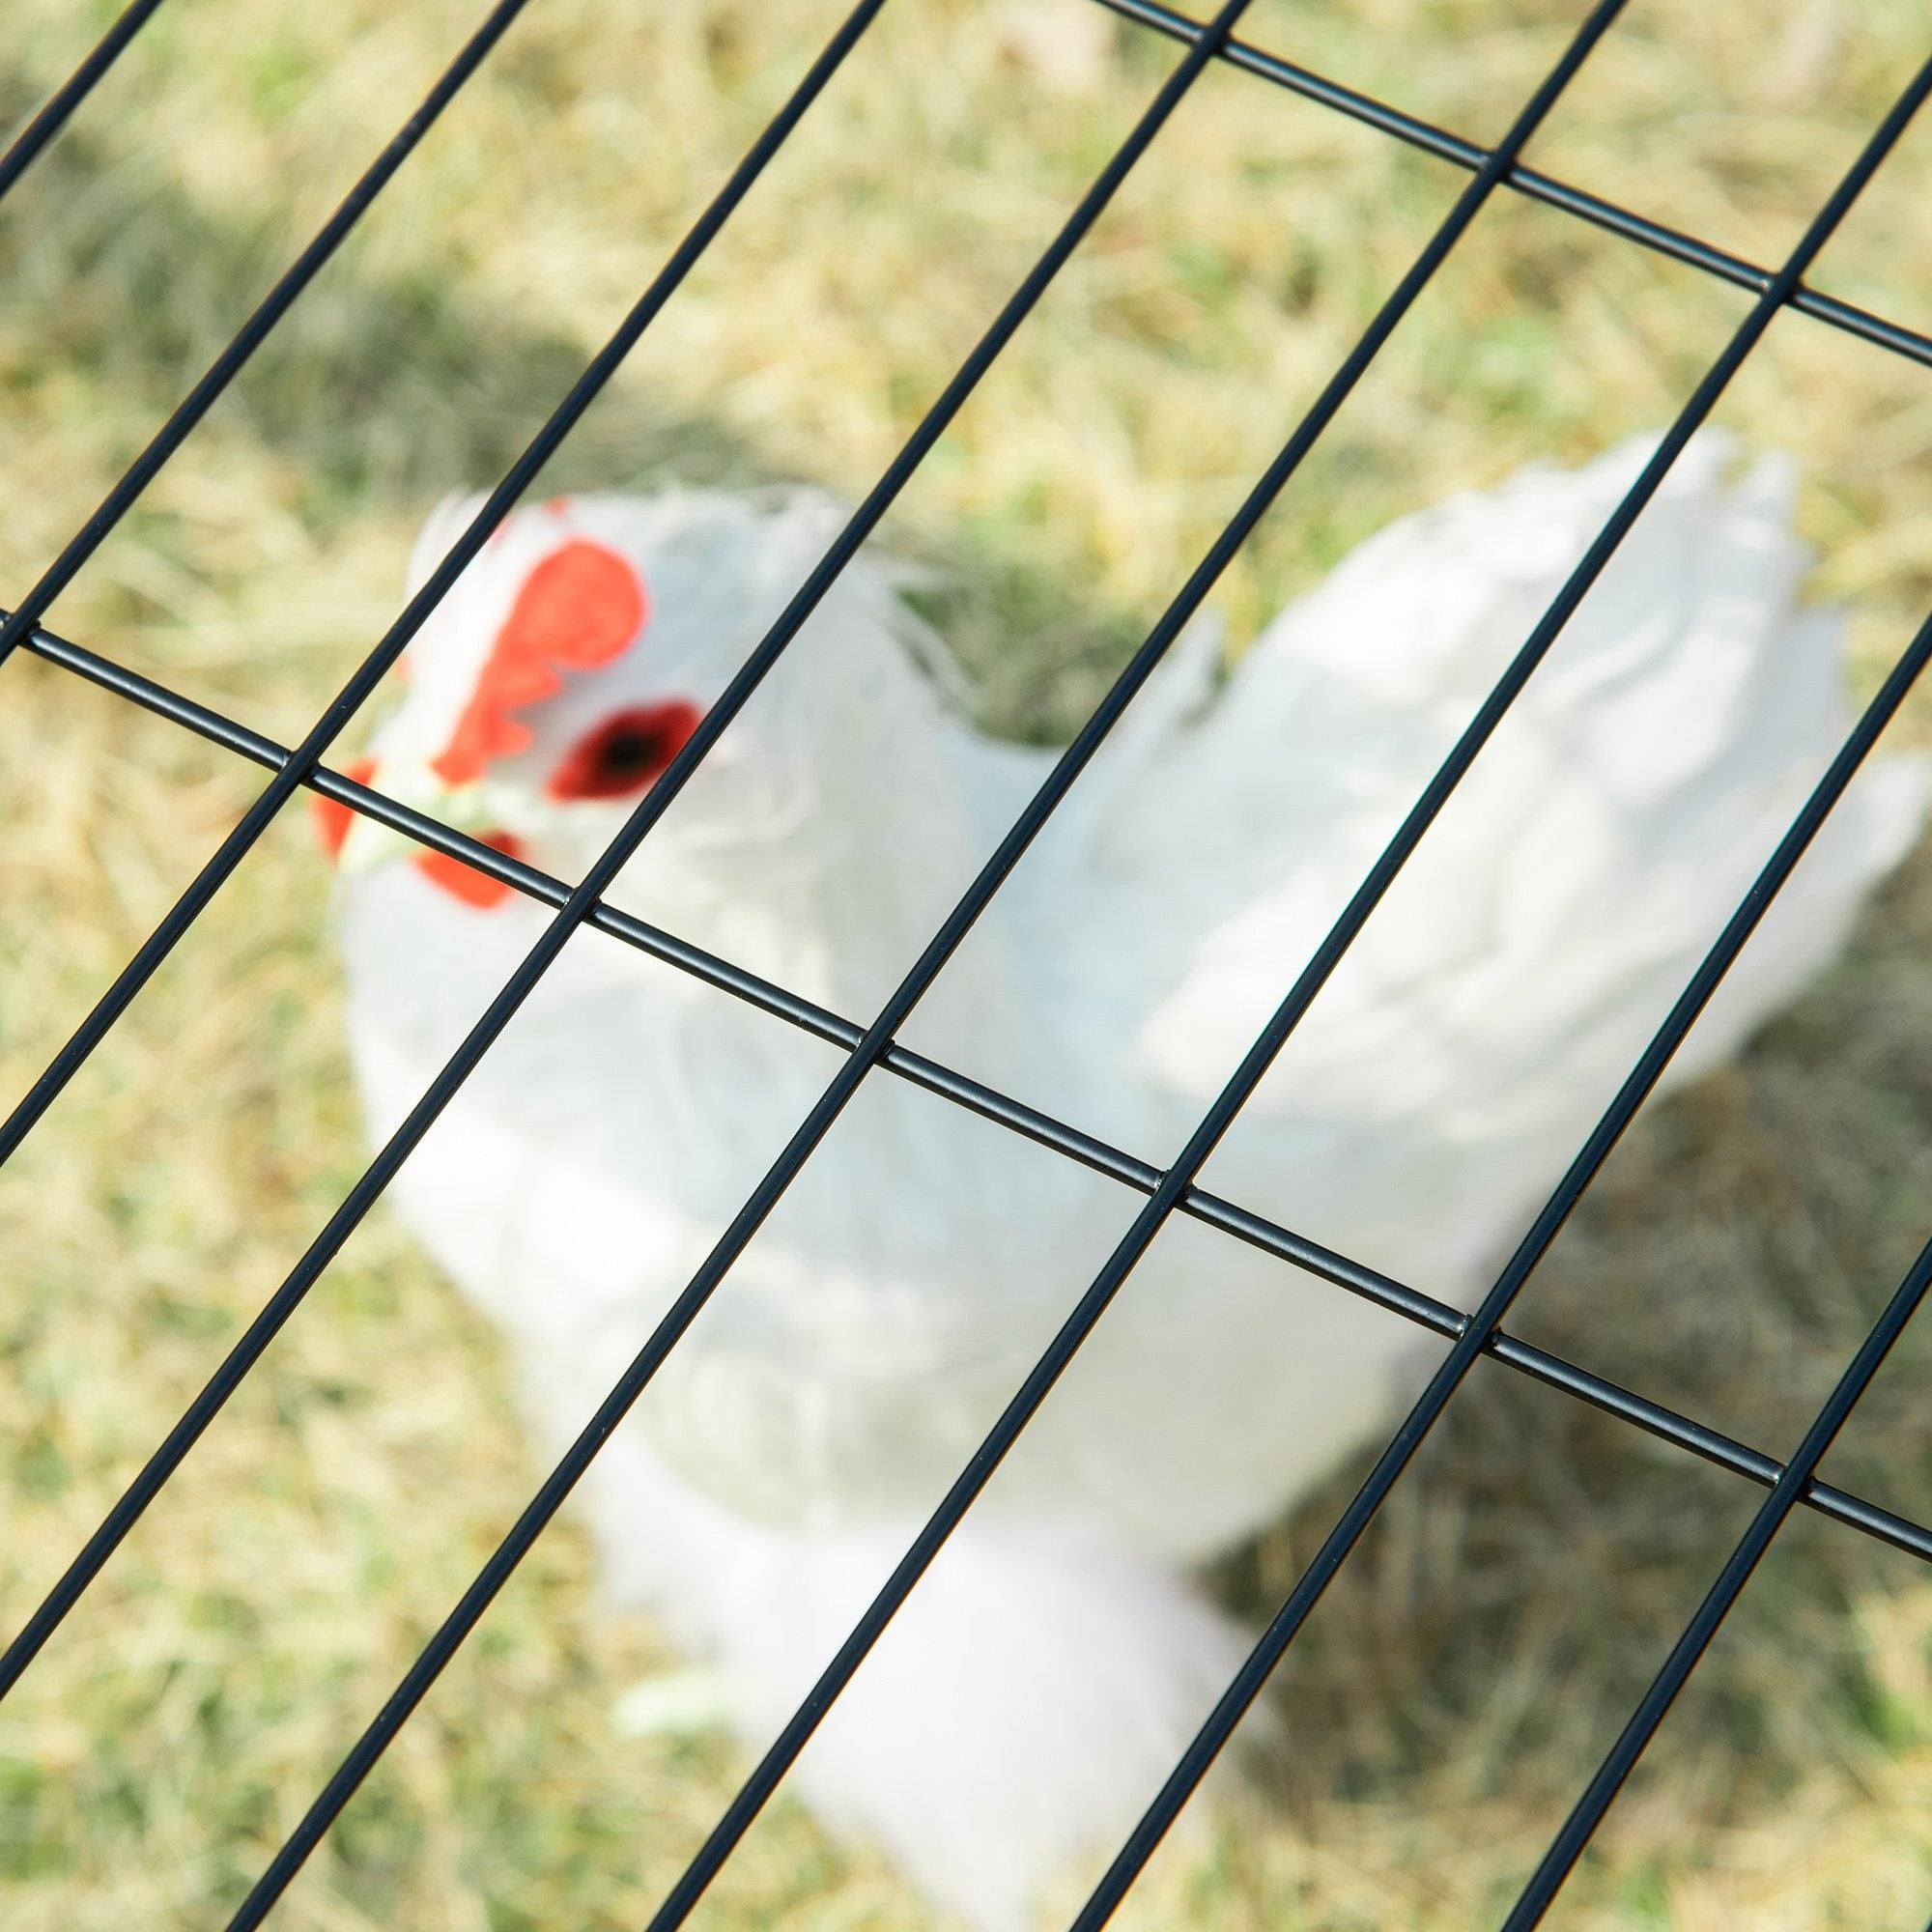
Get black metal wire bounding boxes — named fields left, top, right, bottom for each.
left=214, top=6, right=1645, bottom=1920
left=5, top=0, right=1932, bottom=1922
left=213, top=8, right=1293, bottom=1920
left=1094, top=0, right=1932, bottom=374
left=0, top=0, right=171, bottom=207
left=1501, top=1231, right=1932, bottom=1925
left=0, top=0, right=893, bottom=1699
left=18, top=609, right=1932, bottom=1575
left=1070, top=50, right=1932, bottom=1917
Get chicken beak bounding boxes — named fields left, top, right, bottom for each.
left=325, top=762, right=513, bottom=876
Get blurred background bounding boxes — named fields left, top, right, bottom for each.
left=3, top=0, right=1932, bottom=1924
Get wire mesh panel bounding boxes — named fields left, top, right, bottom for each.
left=4, top=0, right=1932, bottom=1925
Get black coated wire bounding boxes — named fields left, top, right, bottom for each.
left=624, top=8, right=1665, bottom=1922
left=0, top=0, right=889, bottom=1167
left=0, top=0, right=171, bottom=207
left=201, top=7, right=1932, bottom=1924
left=1070, top=48, right=1932, bottom=1919
left=1501, top=1230, right=1932, bottom=1925
left=16, top=609, right=1932, bottom=1574
left=0, top=0, right=894, bottom=1701
left=0, top=0, right=542, bottom=1167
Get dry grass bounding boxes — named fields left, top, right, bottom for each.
left=3, top=0, right=1932, bottom=1925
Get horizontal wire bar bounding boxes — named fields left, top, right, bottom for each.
left=1072, top=46, right=1932, bottom=1920
left=25, top=614, right=1932, bottom=1571
left=24, top=615, right=1932, bottom=1577
left=1092, top=0, right=1932, bottom=373
left=0, top=0, right=895, bottom=1704
left=0, top=0, right=533, bottom=678
left=0, top=0, right=171, bottom=207
left=9, top=618, right=869, bottom=1051
left=1502, top=1229, right=1932, bottom=1929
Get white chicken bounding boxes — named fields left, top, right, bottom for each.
left=320, top=431, right=1926, bottom=1928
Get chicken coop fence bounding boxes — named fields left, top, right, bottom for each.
left=6, top=1, right=1932, bottom=1925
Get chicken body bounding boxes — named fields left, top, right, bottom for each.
left=329, top=434, right=1925, bottom=1926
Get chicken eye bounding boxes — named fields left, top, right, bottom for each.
left=548, top=701, right=701, bottom=801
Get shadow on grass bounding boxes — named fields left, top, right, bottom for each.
left=0, top=65, right=1140, bottom=742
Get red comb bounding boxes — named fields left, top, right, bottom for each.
left=432, top=539, right=648, bottom=785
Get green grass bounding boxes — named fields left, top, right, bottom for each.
left=4, top=0, right=1932, bottom=1925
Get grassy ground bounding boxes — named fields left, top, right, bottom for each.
left=3, top=0, right=1932, bottom=1925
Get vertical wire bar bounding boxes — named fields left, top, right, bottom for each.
left=1069, top=53, right=1932, bottom=1914
left=0, top=0, right=534, bottom=676
left=1499, top=1234, right=1932, bottom=1929
left=0, top=0, right=892, bottom=1176
left=0, top=0, right=894, bottom=1697
left=0, top=0, right=171, bottom=206
left=631, top=13, right=1646, bottom=1928
left=215, top=4, right=1629, bottom=1924
left=11, top=0, right=1256, bottom=1878
left=212, top=10, right=1272, bottom=1923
